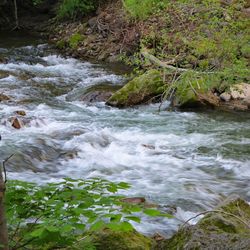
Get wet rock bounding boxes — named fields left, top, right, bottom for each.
left=220, top=92, right=231, bottom=102
left=66, top=84, right=122, bottom=103
left=172, top=83, right=250, bottom=112
left=88, top=229, right=153, bottom=250
left=0, top=71, right=8, bottom=78
left=142, top=144, right=156, bottom=150
left=11, top=117, right=23, bottom=129
left=14, top=110, right=26, bottom=116
left=121, top=197, right=146, bottom=205
left=160, top=196, right=250, bottom=250
left=106, top=70, right=165, bottom=107
left=0, top=93, right=10, bottom=102
left=8, top=116, right=44, bottom=129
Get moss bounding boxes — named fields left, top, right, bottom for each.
left=88, top=229, right=153, bottom=250
left=196, top=198, right=250, bottom=235
left=106, top=69, right=165, bottom=107
left=161, top=196, right=250, bottom=250
left=56, top=40, right=66, bottom=49
left=69, top=33, right=84, bottom=49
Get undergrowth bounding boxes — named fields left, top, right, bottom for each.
left=5, top=178, right=172, bottom=249
left=122, top=0, right=249, bottom=94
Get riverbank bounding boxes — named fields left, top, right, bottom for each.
left=49, top=0, right=249, bottom=111
left=0, top=1, right=250, bottom=249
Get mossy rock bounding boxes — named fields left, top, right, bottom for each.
left=88, top=229, right=154, bottom=250
left=160, top=196, right=250, bottom=250
left=106, top=69, right=165, bottom=107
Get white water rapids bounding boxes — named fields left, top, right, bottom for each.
left=0, top=40, right=250, bottom=235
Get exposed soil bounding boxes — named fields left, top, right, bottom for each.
left=49, top=0, right=150, bottom=61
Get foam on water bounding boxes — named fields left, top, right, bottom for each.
left=1, top=44, right=250, bottom=235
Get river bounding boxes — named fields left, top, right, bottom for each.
left=0, top=32, right=250, bottom=236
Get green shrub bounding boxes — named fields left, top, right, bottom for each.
left=57, top=0, right=96, bottom=19
left=69, top=33, right=84, bottom=48
left=5, top=178, right=172, bottom=249
left=122, top=0, right=169, bottom=19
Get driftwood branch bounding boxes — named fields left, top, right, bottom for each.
left=141, top=50, right=189, bottom=72
left=141, top=50, right=216, bottom=74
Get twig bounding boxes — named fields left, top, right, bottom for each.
left=2, top=154, right=14, bottom=183
left=188, top=80, right=199, bottom=96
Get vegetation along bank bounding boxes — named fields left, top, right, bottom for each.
left=50, top=0, right=250, bottom=111
left=0, top=0, right=250, bottom=249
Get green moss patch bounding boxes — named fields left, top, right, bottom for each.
left=106, top=69, right=165, bottom=107
left=89, top=229, right=153, bottom=250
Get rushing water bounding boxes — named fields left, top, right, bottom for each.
left=0, top=33, right=250, bottom=236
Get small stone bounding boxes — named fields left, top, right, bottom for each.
left=220, top=92, right=231, bottom=102
left=11, top=117, right=23, bottom=129
left=142, top=144, right=156, bottom=150
left=15, top=110, right=26, bottom=116
left=0, top=93, right=10, bottom=102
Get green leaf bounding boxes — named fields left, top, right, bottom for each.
left=143, top=209, right=161, bottom=216
left=118, top=182, right=130, bottom=189
left=30, top=228, right=44, bottom=238
left=125, top=216, right=141, bottom=223
left=120, top=221, right=134, bottom=232
left=129, top=206, right=142, bottom=213
left=75, top=223, right=86, bottom=231
left=160, top=213, right=174, bottom=219
left=90, top=220, right=105, bottom=231
left=45, top=225, right=59, bottom=233
left=61, top=224, right=74, bottom=233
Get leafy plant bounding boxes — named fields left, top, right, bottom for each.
left=69, top=33, right=84, bottom=48
left=57, top=0, right=96, bottom=19
left=122, top=0, right=169, bottom=20
left=5, top=178, right=172, bottom=249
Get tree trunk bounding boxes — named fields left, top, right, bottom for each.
left=13, top=0, right=19, bottom=29
left=0, top=165, right=8, bottom=250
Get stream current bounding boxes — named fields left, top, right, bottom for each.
left=0, top=33, right=250, bottom=235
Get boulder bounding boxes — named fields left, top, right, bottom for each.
left=66, top=84, right=122, bottom=103
left=88, top=229, right=153, bottom=250
left=159, top=196, right=250, bottom=250
left=230, top=83, right=250, bottom=100
left=11, top=117, right=24, bottom=129
left=106, top=70, right=165, bottom=107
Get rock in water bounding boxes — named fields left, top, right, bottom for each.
left=14, top=110, right=26, bottom=116
left=66, top=84, right=121, bottom=103
left=160, top=196, right=250, bottom=250
left=106, top=69, right=165, bottom=107
left=11, top=117, right=23, bottom=129
left=0, top=93, right=10, bottom=102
